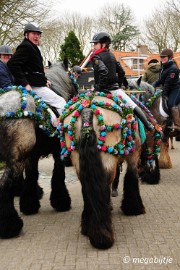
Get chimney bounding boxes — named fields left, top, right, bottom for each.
left=137, top=45, right=148, bottom=55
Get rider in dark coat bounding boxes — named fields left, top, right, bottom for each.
left=7, top=36, right=47, bottom=87
left=153, top=49, right=180, bottom=135
left=7, top=23, right=66, bottom=120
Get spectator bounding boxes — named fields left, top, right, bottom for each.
left=69, top=65, right=82, bottom=97
left=0, top=45, right=14, bottom=88
left=142, top=59, right=161, bottom=87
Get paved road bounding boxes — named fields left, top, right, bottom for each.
left=0, top=142, right=180, bottom=270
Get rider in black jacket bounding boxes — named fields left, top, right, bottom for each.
left=8, top=23, right=66, bottom=123
left=153, top=48, right=180, bottom=135
left=90, top=32, right=155, bottom=131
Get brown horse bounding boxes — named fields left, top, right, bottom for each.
left=144, top=90, right=172, bottom=168
left=59, top=91, right=151, bottom=249
left=127, top=78, right=172, bottom=169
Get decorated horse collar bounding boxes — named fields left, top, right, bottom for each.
left=0, top=85, right=56, bottom=137
left=59, top=91, right=137, bottom=159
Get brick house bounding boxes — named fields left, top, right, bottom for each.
left=78, top=45, right=180, bottom=89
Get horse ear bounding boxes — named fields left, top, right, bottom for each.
left=137, top=76, right=142, bottom=86
left=63, top=57, right=69, bottom=71
left=123, top=76, right=128, bottom=88
left=48, top=60, right=52, bottom=68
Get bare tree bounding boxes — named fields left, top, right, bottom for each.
left=59, top=12, right=94, bottom=54
left=0, top=0, right=52, bottom=47
left=144, top=4, right=180, bottom=52
left=166, top=0, right=180, bottom=13
left=40, top=20, right=66, bottom=64
left=96, top=3, right=139, bottom=51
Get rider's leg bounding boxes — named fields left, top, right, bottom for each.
left=111, top=89, right=154, bottom=131
left=32, top=86, right=66, bottom=115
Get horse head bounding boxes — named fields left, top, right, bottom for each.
left=46, top=61, right=72, bottom=101
left=126, top=77, right=155, bottom=103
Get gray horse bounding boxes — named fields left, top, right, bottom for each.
left=0, top=62, right=72, bottom=239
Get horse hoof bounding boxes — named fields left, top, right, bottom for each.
left=20, top=198, right=40, bottom=215
left=121, top=200, right=145, bottom=216
left=89, top=229, right=114, bottom=250
left=37, top=185, right=44, bottom=200
left=50, top=193, right=71, bottom=212
left=0, top=210, right=23, bottom=239
left=111, top=188, right=118, bottom=197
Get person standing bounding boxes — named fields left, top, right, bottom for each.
left=153, top=48, right=180, bottom=136
left=142, top=59, right=161, bottom=87
left=8, top=23, right=66, bottom=116
left=69, top=65, right=82, bottom=98
left=0, top=45, right=14, bottom=88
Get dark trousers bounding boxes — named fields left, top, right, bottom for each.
left=168, top=89, right=180, bottom=108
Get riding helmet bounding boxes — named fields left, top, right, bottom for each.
left=90, top=32, right=111, bottom=44
left=24, top=23, right=42, bottom=35
left=160, top=48, right=174, bottom=59
left=0, top=45, right=13, bottom=55
left=72, top=65, right=82, bottom=76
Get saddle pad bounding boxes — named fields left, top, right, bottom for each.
left=159, top=97, right=169, bottom=118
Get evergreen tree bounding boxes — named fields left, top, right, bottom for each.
left=59, top=31, right=84, bottom=67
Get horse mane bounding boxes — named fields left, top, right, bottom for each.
left=46, top=62, right=72, bottom=101
left=127, top=78, right=155, bottom=95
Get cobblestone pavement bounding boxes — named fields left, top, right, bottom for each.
left=0, top=141, right=180, bottom=270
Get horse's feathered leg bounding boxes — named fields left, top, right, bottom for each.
left=50, top=150, right=71, bottom=212
left=139, top=142, right=160, bottom=184
left=121, top=165, right=145, bottom=215
left=79, top=108, right=114, bottom=250
left=159, top=140, right=172, bottom=168
left=121, top=143, right=145, bottom=215
left=0, top=165, right=23, bottom=238
left=20, top=154, right=42, bottom=215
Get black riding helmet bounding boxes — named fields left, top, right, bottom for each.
left=72, top=65, right=82, bottom=76
left=24, top=23, right=42, bottom=35
left=160, top=49, right=174, bottom=59
left=90, top=32, right=111, bottom=44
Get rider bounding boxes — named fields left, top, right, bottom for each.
left=0, top=45, right=14, bottom=88
left=89, top=31, right=155, bottom=131
left=69, top=65, right=82, bottom=97
left=7, top=23, right=66, bottom=117
left=153, top=48, right=180, bottom=136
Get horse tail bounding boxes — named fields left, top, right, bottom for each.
left=79, top=108, right=110, bottom=204
left=79, top=108, right=113, bottom=249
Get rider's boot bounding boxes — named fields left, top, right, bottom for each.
left=133, top=106, right=154, bottom=131
left=169, top=107, right=180, bottom=136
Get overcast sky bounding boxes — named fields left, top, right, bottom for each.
left=53, top=0, right=164, bottom=23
